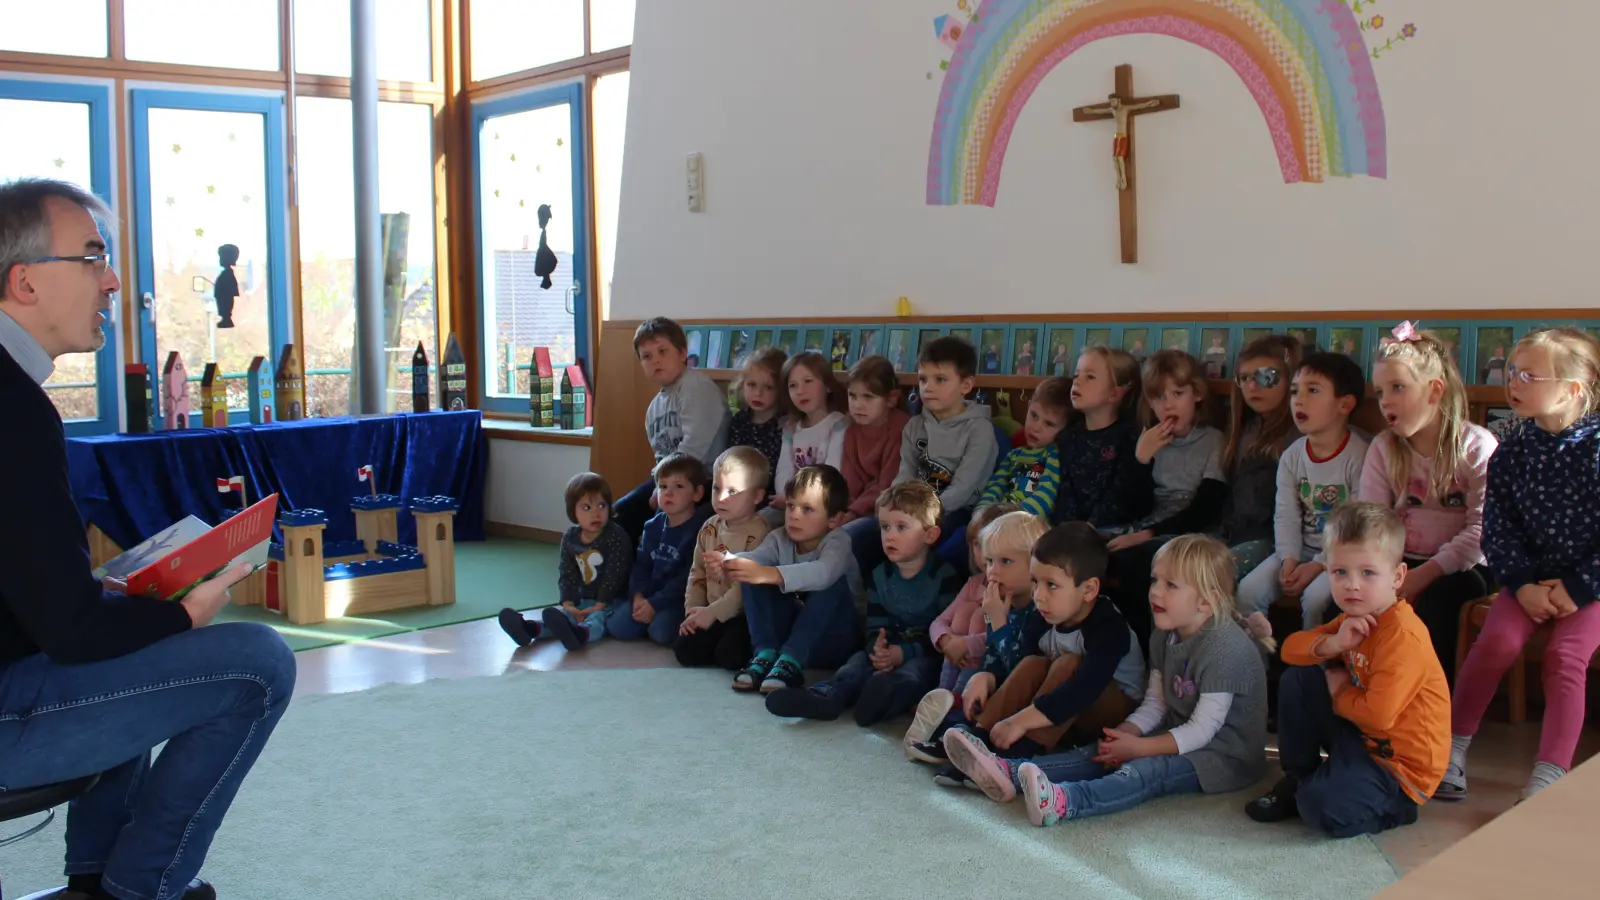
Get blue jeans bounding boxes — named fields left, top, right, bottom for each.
left=743, top=578, right=858, bottom=669
left=1277, top=665, right=1417, bottom=837
left=815, top=651, right=941, bottom=719
left=555, top=601, right=609, bottom=642
left=0, top=623, right=295, bottom=900
left=606, top=601, right=683, bottom=646
left=1029, top=744, right=1201, bottom=821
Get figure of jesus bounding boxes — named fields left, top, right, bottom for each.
left=1080, top=94, right=1163, bottom=190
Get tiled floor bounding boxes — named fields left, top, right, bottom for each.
left=291, top=616, right=1596, bottom=877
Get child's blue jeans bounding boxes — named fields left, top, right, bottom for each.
left=554, top=602, right=609, bottom=642
left=743, top=578, right=858, bottom=669
left=813, top=651, right=941, bottom=717
left=607, top=601, right=682, bottom=646
left=1029, top=744, right=1201, bottom=821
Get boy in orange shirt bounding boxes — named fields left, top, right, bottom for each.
left=1246, top=501, right=1450, bottom=837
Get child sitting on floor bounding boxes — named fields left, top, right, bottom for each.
left=497, top=471, right=633, bottom=649
left=939, top=522, right=1147, bottom=789
left=765, top=481, right=963, bottom=725
left=609, top=453, right=712, bottom=647
left=975, top=377, right=1070, bottom=520
left=938, top=535, right=1271, bottom=825
left=1238, top=351, right=1370, bottom=627
left=718, top=465, right=865, bottom=693
left=901, top=503, right=1017, bottom=759
left=676, top=447, right=774, bottom=670
left=1248, top=502, right=1449, bottom=836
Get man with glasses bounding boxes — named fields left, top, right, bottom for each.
left=0, top=179, right=295, bottom=900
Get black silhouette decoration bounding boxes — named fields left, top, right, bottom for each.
left=214, top=243, right=240, bottom=328
left=534, top=204, right=557, bottom=289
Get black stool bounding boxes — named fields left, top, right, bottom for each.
left=0, top=774, right=100, bottom=900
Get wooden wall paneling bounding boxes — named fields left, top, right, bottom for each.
left=591, top=320, right=658, bottom=489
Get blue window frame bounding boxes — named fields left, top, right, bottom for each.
left=0, top=78, right=119, bottom=436
left=470, top=82, right=590, bottom=414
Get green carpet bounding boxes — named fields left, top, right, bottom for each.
left=0, top=669, right=1399, bottom=899
left=215, top=536, right=561, bottom=651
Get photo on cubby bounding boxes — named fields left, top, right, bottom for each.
left=1122, top=327, right=1150, bottom=362
left=1287, top=326, right=1320, bottom=354
left=803, top=328, right=826, bottom=352
left=915, top=328, right=944, bottom=364
left=777, top=328, right=800, bottom=355
left=1046, top=327, right=1077, bottom=376
left=947, top=327, right=974, bottom=347
left=728, top=329, right=753, bottom=370
left=1588, top=326, right=1600, bottom=344
left=1329, top=326, right=1366, bottom=369
left=1241, top=326, right=1272, bottom=346
left=1431, top=325, right=1464, bottom=368
left=1475, top=326, right=1514, bottom=386
left=1160, top=327, right=1191, bottom=354
left=1011, top=327, right=1040, bottom=375
left=885, top=328, right=912, bottom=372
left=1200, top=328, right=1230, bottom=379
left=754, top=329, right=774, bottom=352
left=858, top=327, right=883, bottom=360
left=830, top=329, right=854, bottom=371
left=977, top=328, right=1007, bottom=374
left=705, top=330, right=726, bottom=369
left=1084, top=328, right=1111, bottom=350
left=685, top=329, right=704, bottom=369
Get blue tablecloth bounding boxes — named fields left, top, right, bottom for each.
left=68, top=411, right=487, bottom=549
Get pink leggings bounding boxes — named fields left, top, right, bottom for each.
left=1452, top=589, right=1600, bottom=769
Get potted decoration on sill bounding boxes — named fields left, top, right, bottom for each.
left=201, top=363, right=228, bottom=428
left=412, top=342, right=431, bottom=413
left=247, top=355, right=275, bottom=424
left=124, top=363, right=154, bottom=434
left=530, top=346, right=555, bottom=428
left=441, top=333, right=468, bottom=411
left=275, top=344, right=304, bottom=421
left=162, top=350, right=189, bottom=430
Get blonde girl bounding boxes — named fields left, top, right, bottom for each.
left=1219, top=334, right=1304, bottom=577
left=769, top=350, right=847, bottom=513
left=1361, top=321, right=1498, bottom=670
left=729, top=347, right=787, bottom=495
left=1446, top=327, right=1600, bottom=802
left=1051, top=346, right=1151, bottom=534
left=939, top=535, right=1270, bottom=825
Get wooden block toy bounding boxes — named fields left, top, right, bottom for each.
left=162, top=351, right=188, bottom=430
left=247, top=355, right=275, bottom=424
left=441, top=333, right=467, bottom=411
left=412, top=341, right=431, bottom=413
left=124, top=363, right=154, bottom=434
left=562, top=360, right=590, bottom=429
left=200, top=363, right=228, bottom=428
left=530, top=346, right=554, bottom=427
left=275, top=344, right=304, bottom=421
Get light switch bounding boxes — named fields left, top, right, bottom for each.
left=687, top=152, right=703, bottom=212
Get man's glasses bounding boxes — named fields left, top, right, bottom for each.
left=23, top=254, right=111, bottom=276
left=1236, top=366, right=1282, bottom=389
left=1505, top=366, right=1572, bottom=386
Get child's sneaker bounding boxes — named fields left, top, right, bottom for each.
left=905, top=739, right=948, bottom=765
left=903, top=689, right=954, bottom=756
left=943, top=729, right=1018, bottom=802
left=1245, top=777, right=1300, bottom=823
left=931, top=763, right=982, bottom=792
left=760, top=658, right=804, bottom=694
left=497, top=608, right=541, bottom=647
left=1434, top=762, right=1467, bottom=801
left=1018, top=762, right=1067, bottom=827
left=540, top=607, right=587, bottom=651
left=766, top=687, right=844, bottom=720
left=732, top=655, right=774, bottom=692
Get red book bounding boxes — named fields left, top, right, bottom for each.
left=120, top=494, right=280, bottom=600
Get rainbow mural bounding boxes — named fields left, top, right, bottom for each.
left=927, top=0, right=1388, bottom=206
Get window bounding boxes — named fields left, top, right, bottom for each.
left=592, top=71, right=628, bottom=318
left=589, top=0, right=635, bottom=53
left=0, top=1, right=108, bottom=58
left=295, top=98, right=438, bottom=416
left=293, top=0, right=433, bottom=82
left=124, top=0, right=281, bottom=71
left=469, top=0, right=584, bottom=81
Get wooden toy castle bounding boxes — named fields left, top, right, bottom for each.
left=162, top=351, right=188, bottom=429
left=412, top=342, right=431, bottom=412
left=249, top=494, right=458, bottom=625
left=276, top=343, right=304, bottom=421
left=201, top=363, right=228, bottom=427
left=530, top=346, right=554, bottom=427
left=442, top=332, right=467, bottom=411
left=248, top=355, right=275, bottom=424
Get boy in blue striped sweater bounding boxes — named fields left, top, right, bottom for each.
left=767, top=481, right=963, bottom=725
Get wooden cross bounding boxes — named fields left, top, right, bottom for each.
left=1072, top=64, right=1179, bottom=264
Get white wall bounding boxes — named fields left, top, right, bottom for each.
left=486, top=438, right=592, bottom=533
left=612, top=1, right=1600, bottom=319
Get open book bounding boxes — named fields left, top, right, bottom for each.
left=94, top=494, right=280, bottom=600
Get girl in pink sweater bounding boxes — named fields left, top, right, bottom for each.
left=903, top=502, right=1018, bottom=761
left=1362, top=322, right=1498, bottom=673
left=840, top=355, right=911, bottom=571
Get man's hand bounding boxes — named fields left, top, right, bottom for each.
left=681, top=606, right=716, bottom=635
left=1093, top=728, right=1148, bottom=767
left=1106, top=529, right=1154, bottom=553
left=1283, top=562, right=1324, bottom=596
left=980, top=580, right=1008, bottom=626
left=1325, top=666, right=1353, bottom=699
left=1515, top=583, right=1558, bottom=624
left=722, top=558, right=781, bottom=586
left=1135, top=419, right=1175, bottom=465
left=962, top=672, right=995, bottom=720
left=178, top=562, right=253, bottom=628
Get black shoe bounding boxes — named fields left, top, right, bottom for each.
left=931, top=762, right=983, bottom=792
left=541, top=607, right=586, bottom=651
left=906, top=739, right=948, bottom=764
left=55, top=878, right=215, bottom=900
left=1245, top=777, right=1300, bottom=823
left=766, top=687, right=844, bottom=720
left=733, top=655, right=774, bottom=692
left=759, top=658, right=805, bottom=694
left=497, top=608, right=539, bottom=647
left=854, top=672, right=898, bottom=727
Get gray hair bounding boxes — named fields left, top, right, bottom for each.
left=0, top=178, right=114, bottom=300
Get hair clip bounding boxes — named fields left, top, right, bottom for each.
left=1387, top=320, right=1422, bottom=344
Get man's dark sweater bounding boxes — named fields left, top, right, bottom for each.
left=0, top=345, right=192, bottom=666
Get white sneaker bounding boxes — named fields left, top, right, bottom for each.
left=903, top=689, right=955, bottom=758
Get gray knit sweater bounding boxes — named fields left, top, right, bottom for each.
left=1146, top=620, right=1269, bottom=793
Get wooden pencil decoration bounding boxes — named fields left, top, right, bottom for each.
left=247, top=355, right=275, bottom=424
left=275, top=344, right=304, bottom=421
left=441, top=333, right=467, bottom=411
left=124, top=363, right=154, bottom=433
left=412, top=342, right=430, bottom=413
left=201, top=363, right=228, bottom=427
left=162, top=351, right=189, bottom=430
left=530, top=346, right=554, bottom=427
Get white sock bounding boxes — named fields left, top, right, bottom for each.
left=1449, top=734, right=1472, bottom=770
left=1524, top=761, right=1567, bottom=799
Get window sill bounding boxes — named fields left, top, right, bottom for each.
left=482, top=417, right=594, bottom=446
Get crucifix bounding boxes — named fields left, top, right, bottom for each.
left=1072, top=64, right=1179, bottom=264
